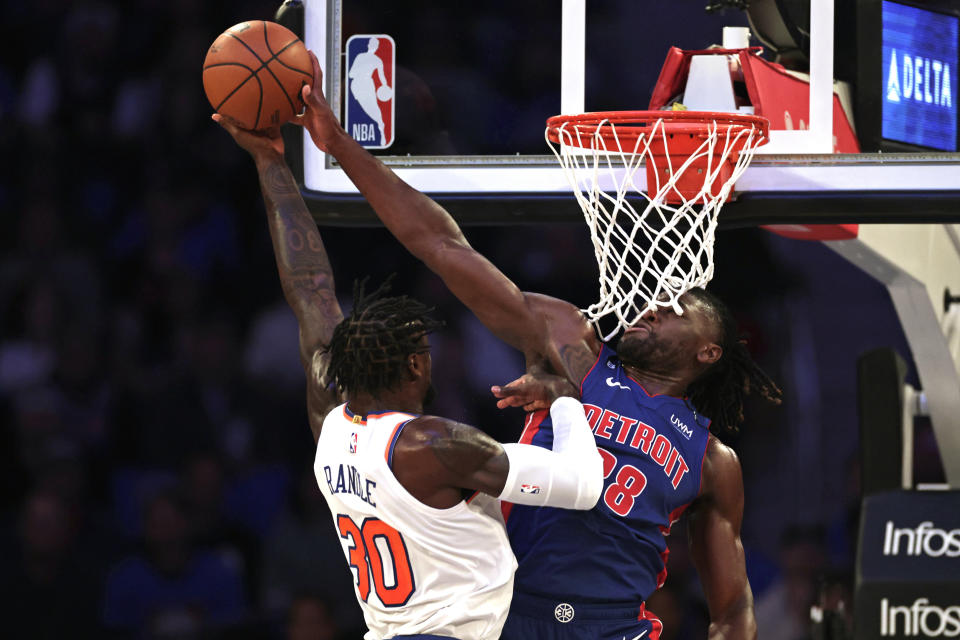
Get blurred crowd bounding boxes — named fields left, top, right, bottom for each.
left=0, top=1, right=943, bottom=639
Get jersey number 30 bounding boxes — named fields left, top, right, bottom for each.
left=599, top=447, right=648, bottom=517
left=337, top=515, right=415, bottom=606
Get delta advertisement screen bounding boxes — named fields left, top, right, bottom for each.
left=881, top=1, right=958, bottom=151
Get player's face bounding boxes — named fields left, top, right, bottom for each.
left=616, top=294, right=718, bottom=371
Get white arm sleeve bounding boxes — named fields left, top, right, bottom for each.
left=497, top=396, right=604, bottom=510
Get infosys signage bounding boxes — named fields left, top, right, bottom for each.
left=882, top=521, right=960, bottom=559
left=879, top=596, right=960, bottom=637
left=856, top=491, right=960, bottom=638
left=859, top=491, right=960, bottom=582
left=858, top=586, right=960, bottom=638
left=881, top=0, right=958, bottom=151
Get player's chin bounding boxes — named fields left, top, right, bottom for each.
left=616, top=334, right=653, bottom=364
left=618, top=330, right=648, bottom=351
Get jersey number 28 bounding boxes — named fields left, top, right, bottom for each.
left=599, top=447, right=648, bottom=517
left=337, top=515, right=415, bottom=606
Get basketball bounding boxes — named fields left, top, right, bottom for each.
left=376, top=85, right=393, bottom=102
left=202, top=21, right=312, bottom=130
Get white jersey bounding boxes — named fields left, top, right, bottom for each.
left=315, top=404, right=516, bottom=640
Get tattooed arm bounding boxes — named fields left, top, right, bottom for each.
left=255, top=156, right=341, bottom=370
left=213, top=115, right=344, bottom=441
left=256, top=154, right=344, bottom=440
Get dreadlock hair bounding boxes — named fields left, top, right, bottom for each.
left=325, top=276, right=444, bottom=398
left=684, top=287, right=782, bottom=434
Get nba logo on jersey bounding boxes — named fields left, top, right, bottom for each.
left=520, top=484, right=541, bottom=495
left=345, top=34, right=395, bottom=149
left=349, top=432, right=357, bottom=454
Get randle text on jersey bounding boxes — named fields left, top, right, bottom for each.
left=323, top=463, right=376, bottom=506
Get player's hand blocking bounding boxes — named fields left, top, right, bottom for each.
left=491, top=369, right=578, bottom=411
left=291, top=50, right=343, bottom=153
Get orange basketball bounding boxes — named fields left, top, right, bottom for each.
left=202, top=20, right=312, bottom=130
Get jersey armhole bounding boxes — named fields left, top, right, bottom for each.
left=385, top=418, right=415, bottom=469
left=697, top=434, right=712, bottom=497
left=578, top=344, right=607, bottom=396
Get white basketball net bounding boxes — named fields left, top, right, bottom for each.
left=547, top=116, right=765, bottom=340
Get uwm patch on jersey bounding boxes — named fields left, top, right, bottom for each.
left=345, top=34, right=395, bottom=149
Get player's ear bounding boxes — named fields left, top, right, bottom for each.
left=698, top=342, right=722, bottom=365
left=406, top=352, right=424, bottom=379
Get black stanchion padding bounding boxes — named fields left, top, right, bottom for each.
left=856, top=348, right=908, bottom=496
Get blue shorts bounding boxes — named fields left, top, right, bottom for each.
left=500, top=592, right=662, bottom=640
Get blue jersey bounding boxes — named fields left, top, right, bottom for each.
left=505, top=343, right=711, bottom=605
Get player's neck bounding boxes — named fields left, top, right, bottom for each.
left=621, top=363, right=688, bottom=398
left=347, top=389, right=423, bottom=417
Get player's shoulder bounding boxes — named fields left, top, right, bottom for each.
left=704, top=434, right=741, bottom=468
left=396, top=415, right=503, bottom=479
left=401, top=414, right=495, bottom=447
left=700, top=434, right=744, bottom=496
left=400, top=414, right=454, bottom=440
left=317, top=401, right=346, bottom=431
left=392, top=414, right=503, bottom=495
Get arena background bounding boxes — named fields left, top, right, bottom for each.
left=0, top=1, right=944, bottom=639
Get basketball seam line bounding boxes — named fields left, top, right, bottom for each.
left=270, top=57, right=313, bottom=78
left=217, top=35, right=267, bottom=122
left=265, top=41, right=312, bottom=78
left=259, top=22, right=302, bottom=120
left=225, top=31, right=300, bottom=126
left=204, top=62, right=256, bottom=72
left=214, top=70, right=263, bottom=127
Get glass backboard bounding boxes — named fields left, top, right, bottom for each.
left=283, top=0, right=960, bottom=226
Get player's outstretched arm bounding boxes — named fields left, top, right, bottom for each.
left=394, top=388, right=603, bottom=511
left=294, top=52, right=597, bottom=378
left=213, top=115, right=343, bottom=441
left=687, top=437, right=757, bottom=640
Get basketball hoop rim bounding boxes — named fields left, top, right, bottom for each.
left=546, top=110, right=770, bottom=147
left=544, top=111, right=772, bottom=339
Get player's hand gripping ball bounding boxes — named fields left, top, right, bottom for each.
left=203, top=20, right=312, bottom=130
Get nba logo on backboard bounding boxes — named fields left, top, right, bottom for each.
left=345, top=34, right=395, bottom=149
left=349, top=432, right=357, bottom=454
